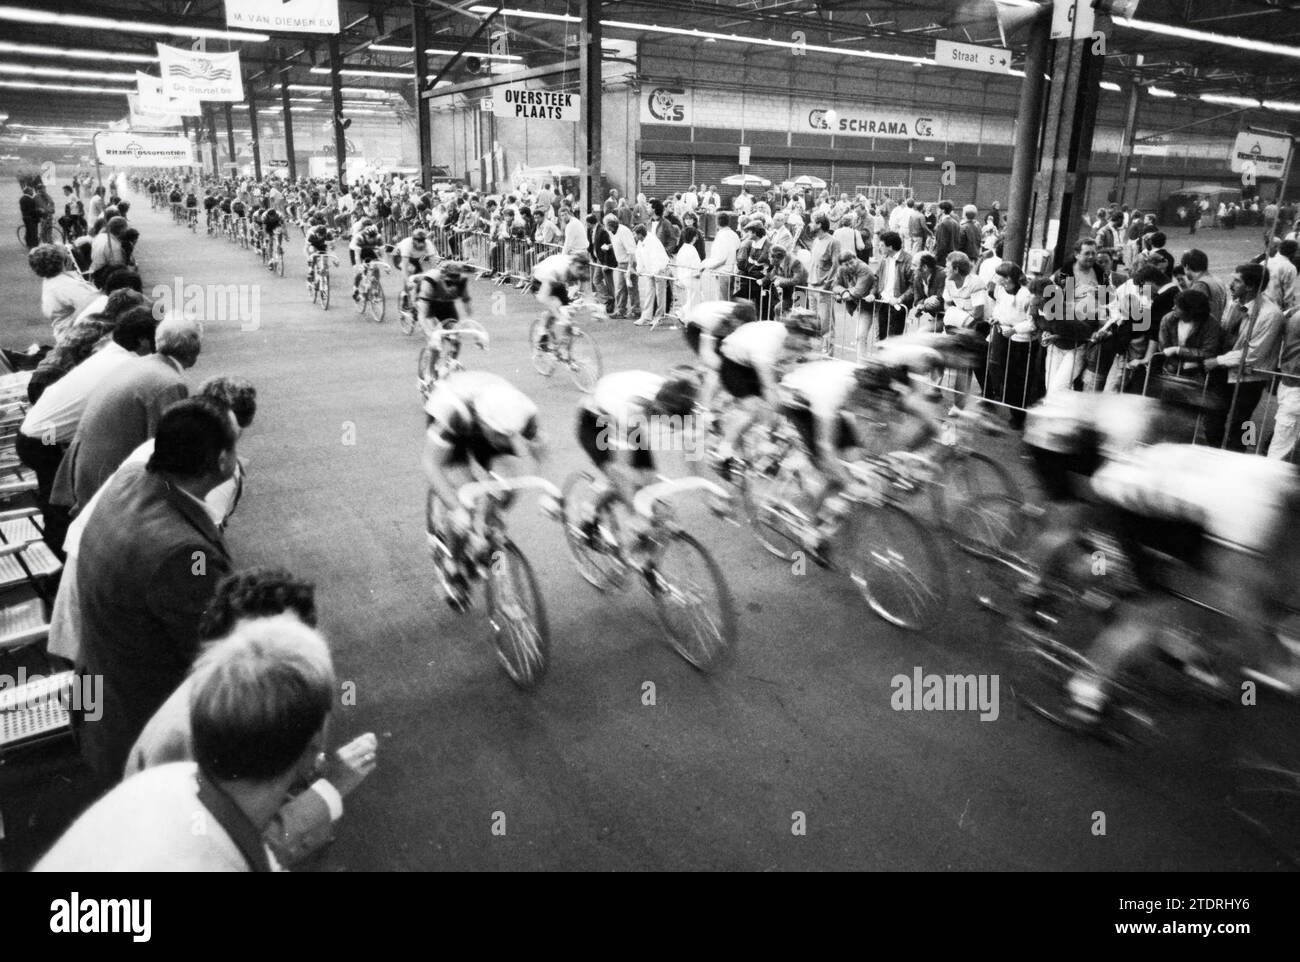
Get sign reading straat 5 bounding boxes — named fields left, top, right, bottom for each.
left=492, top=86, right=580, bottom=122
left=805, top=106, right=945, bottom=140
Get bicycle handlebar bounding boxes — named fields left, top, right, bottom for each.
left=457, top=474, right=562, bottom=511
left=632, top=476, right=730, bottom=519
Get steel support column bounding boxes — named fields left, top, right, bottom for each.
left=223, top=102, right=237, bottom=176
left=412, top=2, right=433, bottom=191
left=329, top=34, right=347, bottom=189
left=204, top=104, right=220, bottom=177
left=579, top=0, right=602, bottom=212
left=247, top=86, right=262, bottom=181
left=1003, top=7, right=1050, bottom=268
left=281, top=72, right=297, bottom=181
left=1111, top=81, right=1141, bottom=207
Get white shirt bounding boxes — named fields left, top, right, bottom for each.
left=585, top=370, right=664, bottom=443
left=991, top=285, right=1035, bottom=341
left=780, top=358, right=857, bottom=421
left=532, top=252, right=573, bottom=287
left=73, top=294, right=108, bottom=325
left=42, top=273, right=99, bottom=337
left=1266, top=252, right=1297, bottom=313
left=562, top=218, right=588, bottom=256
left=704, top=227, right=740, bottom=273
left=720, top=320, right=788, bottom=371
left=21, top=341, right=133, bottom=444
left=609, top=223, right=636, bottom=263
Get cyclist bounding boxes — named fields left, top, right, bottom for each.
left=303, top=217, right=335, bottom=288
left=414, top=261, right=488, bottom=383
left=421, top=371, right=546, bottom=610
left=230, top=196, right=249, bottom=239
left=682, top=299, right=756, bottom=413
left=351, top=221, right=385, bottom=303
left=576, top=370, right=699, bottom=535
left=530, top=249, right=591, bottom=352
left=712, top=307, right=823, bottom=478
left=395, top=228, right=439, bottom=314
left=184, top=187, right=199, bottom=227
left=263, top=203, right=285, bottom=258
left=168, top=184, right=183, bottom=220
left=203, top=189, right=219, bottom=231
left=1064, top=443, right=1300, bottom=722
left=250, top=203, right=267, bottom=253
left=777, top=356, right=947, bottom=563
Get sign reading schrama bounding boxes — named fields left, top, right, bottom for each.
left=157, top=43, right=244, bottom=101
left=804, top=106, right=943, bottom=140
left=492, top=86, right=580, bottom=122
left=96, top=132, right=193, bottom=167
left=225, top=0, right=340, bottom=33
left=1229, top=131, right=1292, bottom=180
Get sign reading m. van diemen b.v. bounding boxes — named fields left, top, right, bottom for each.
left=491, top=85, right=580, bottom=122
left=95, top=132, right=193, bottom=168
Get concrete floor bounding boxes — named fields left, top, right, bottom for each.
left=0, top=198, right=1293, bottom=871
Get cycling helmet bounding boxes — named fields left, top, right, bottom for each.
left=411, top=229, right=428, bottom=243
left=474, top=386, right=539, bottom=441
left=650, top=376, right=698, bottom=419
left=783, top=307, right=823, bottom=337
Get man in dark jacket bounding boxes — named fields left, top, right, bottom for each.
left=73, top=398, right=236, bottom=786
left=933, top=201, right=960, bottom=264
left=957, top=204, right=982, bottom=261
left=588, top=213, right=616, bottom=313
left=19, top=185, right=40, bottom=248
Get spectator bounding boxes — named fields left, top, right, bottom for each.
left=632, top=223, right=670, bottom=327
left=1181, top=249, right=1228, bottom=325
left=763, top=244, right=807, bottom=317
left=702, top=212, right=741, bottom=301
left=19, top=184, right=41, bottom=248
left=39, top=616, right=345, bottom=871
left=932, top=201, right=959, bottom=264
left=674, top=227, right=705, bottom=320
left=1206, top=263, right=1286, bottom=452
left=991, top=262, right=1041, bottom=422
left=807, top=215, right=839, bottom=335
left=872, top=230, right=912, bottom=343
left=17, top=305, right=158, bottom=555
left=588, top=213, right=616, bottom=313
left=560, top=206, right=587, bottom=257
left=29, top=243, right=98, bottom=340
left=53, top=316, right=201, bottom=514
left=957, top=204, right=982, bottom=262
left=1267, top=306, right=1300, bottom=462
left=903, top=252, right=946, bottom=333
left=72, top=267, right=143, bottom=327
left=71, top=397, right=237, bottom=786
left=49, top=376, right=256, bottom=668
left=604, top=214, right=638, bottom=318
left=1158, top=288, right=1222, bottom=388
left=89, top=215, right=130, bottom=288
left=906, top=199, right=929, bottom=255
left=832, top=214, right=864, bottom=264
left=1266, top=239, right=1298, bottom=313
left=26, top=322, right=106, bottom=408
left=941, top=252, right=983, bottom=333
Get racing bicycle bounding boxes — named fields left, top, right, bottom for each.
left=356, top=260, right=390, bottom=323
left=529, top=297, right=603, bottom=392
left=417, top=327, right=488, bottom=401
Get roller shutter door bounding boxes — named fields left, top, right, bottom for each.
left=639, top=154, right=692, bottom=197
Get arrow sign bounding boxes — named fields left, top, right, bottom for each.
left=934, top=39, right=1013, bottom=75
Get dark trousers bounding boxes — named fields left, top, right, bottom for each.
left=1223, top=380, right=1268, bottom=453
left=873, top=301, right=906, bottom=341
left=22, top=217, right=41, bottom=249
left=16, top=432, right=70, bottom=557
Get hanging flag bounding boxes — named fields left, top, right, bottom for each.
left=225, top=0, right=340, bottom=34
left=127, top=94, right=182, bottom=129
left=137, top=70, right=202, bottom=116
left=157, top=43, right=244, bottom=101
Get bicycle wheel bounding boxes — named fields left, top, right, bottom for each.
left=15, top=225, right=24, bottom=247
left=485, top=538, right=550, bottom=690
left=565, top=329, right=601, bottom=392
left=647, top=531, right=736, bottom=672
left=932, top=451, right=1027, bottom=560
left=320, top=270, right=331, bottom=311
left=398, top=304, right=416, bottom=335
left=417, top=345, right=434, bottom=401
left=737, top=425, right=806, bottom=560
left=844, top=502, right=948, bottom=631
left=366, top=282, right=386, bottom=323
left=529, top=318, right=557, bottom=377
left=560, top=471, right=631, bottom=592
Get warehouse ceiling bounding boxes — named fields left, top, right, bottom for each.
left=1, top=0, right=1298, bottom=156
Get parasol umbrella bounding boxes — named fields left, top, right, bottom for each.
left=789, top=174, right=827, bottom=190
left=523, top=164, right=580, bottom=179
left=721, top=173, right=772, bottom=188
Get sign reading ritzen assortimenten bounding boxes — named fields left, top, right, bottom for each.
left=1229, top=131, right=1292, bottom=180
left=491, top=86, right=580, bottom=122
left=96, top=132, right=193, bottom=167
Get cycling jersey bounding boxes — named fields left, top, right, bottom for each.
left=1023, top=391, right=1163, bottom=460
left=353, top=232, right=382, bottom=263
left=396, top=236, right=433, bottom=264
left=231, top=201, right=247, bottom=217
left=219, top=198, right=233, bottom=214
left=169, top=191, right=182, bottom=204
left=305, top=229, right=331, bottom=254
left=778, top=359, right=860, bottom=465
left=579, top=370, right=664, bottom=471
left=684, top=300, right=751, bottom=359
left=185, top=194, right=198, bottom=209
left=719, top=320, right=789, bottom=372
left=415, top=273, right=469, bottom=323
left=424, top=371, right=539, bottom=468
left=263, top=209, right=283, bottom=233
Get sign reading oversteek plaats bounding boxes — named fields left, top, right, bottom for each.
left=491, top=86, right=580, bottom=122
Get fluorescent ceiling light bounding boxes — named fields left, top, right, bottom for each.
left=369, top=44, right=412, bottom=53
left=1147, top=86, right=1176, bottom=98
left=468, top=5, right=580, bottom=22
left=309, top=66, right=411, bottom=79
left=0, top=79, right=133, bottom=95
left=1114, top=15, right=1300, bottom=61
left=0, top=5, right=269, bottom=42
left=1200, top=93, right=1260, bottom=108
left=1099, top=81, right=1122, bottom=92
left=1263, top=100, right=1300, bottom=113
left=0, top=40, right=157, bottom=63
left=369, top=43, right=521, bottom=61
left=0, top=62, right=138, bottom=81
left=289, top=83, right=386, bottom=94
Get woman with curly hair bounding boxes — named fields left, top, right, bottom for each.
left=28, top=321, right=108, bottom=405
left=29, top=243, right=98, bottom=340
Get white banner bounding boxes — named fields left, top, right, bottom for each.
left=1230, top=131, right=1291, bottom=180
left=127, top=94, right=182, bottom=129
left=136, top=73, right=200, bottom=118
left=95, top=131, right=194, bottom=167
left=157, top=44, right=244, bottom=102
left=225, top=0, right=340, bottom=34
left=641, top=86, right=692, bottom=125
left=492, top=86, right=580, bottom=122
